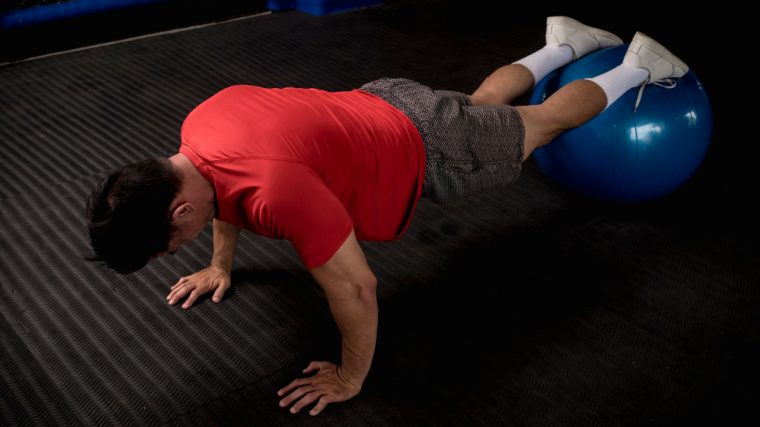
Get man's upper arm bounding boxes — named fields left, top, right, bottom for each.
left=310, top=230, right=376, bottom=294
left=248, top=163, right=353, bottom=269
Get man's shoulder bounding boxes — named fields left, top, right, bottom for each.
left=214, top=158, right=320, bottom=201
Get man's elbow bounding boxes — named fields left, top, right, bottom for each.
left=353, top=273, right=377, bottom=301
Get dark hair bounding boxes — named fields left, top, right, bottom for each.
left=86, top=158, right=183, bottom=273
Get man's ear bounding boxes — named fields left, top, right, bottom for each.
left=171, top=202, right=194, bottom=223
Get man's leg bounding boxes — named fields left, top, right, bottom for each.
left=468, top=16, right=623, bottom=160
left=470, top=16, right=623, bottom=107
left=468, top=62, right=540, bottom=107
left=515, top=80, right=607, bottom=160
left=517, top=31, right=689, bottom=160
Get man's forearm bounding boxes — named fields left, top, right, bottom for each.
left=309, top=231, right=379, bottom=387
left=211, top=219, right=241, bottom=272
left=328, top=288, right=378, bottom=387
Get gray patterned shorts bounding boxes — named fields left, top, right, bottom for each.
left=359, top=77, right=525, bottom=204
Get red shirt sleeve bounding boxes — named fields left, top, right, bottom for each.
left=243, top=160, right=353, bottom=269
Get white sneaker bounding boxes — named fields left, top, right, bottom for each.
left=624, top=32, right=689, bottom=110
left=624, top=31, right=689, bottom=84
left=546, top=16, right=624, bottom=60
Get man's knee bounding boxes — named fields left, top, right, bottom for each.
left=515, top=105, right=565, bottom=159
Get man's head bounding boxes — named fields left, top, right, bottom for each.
left=86, top=157, right=183, bottom=273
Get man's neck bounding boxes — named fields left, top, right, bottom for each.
left=169, top=153, right=216, bottom=213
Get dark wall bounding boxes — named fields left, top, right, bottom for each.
left=0, top=0, right=269, bottom=63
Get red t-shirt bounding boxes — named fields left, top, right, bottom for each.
left=179, top=85, right=425, bottom=269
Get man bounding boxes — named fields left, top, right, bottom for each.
left=87, top=17, right=688, bottom=416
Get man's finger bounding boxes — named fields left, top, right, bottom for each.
left=212, top=285, right=228, bottom=303
left=182, top=290, right=201, bottom=309
left=169, top=278, right=193, bottom=294
left=167, top=283, right=192, bottom=304
left=310, top=396, right=333, bottom=416
left=278, top=378, right=309, bottom=397
left=289, top=390, right=323, bottom=414
left=303, top=361, right=322, bottom=374
left=172, top=276, right=189, bottom=289
left=279, top=385, right=314, bottom=409
left=167, top=284, right=184, bottom=300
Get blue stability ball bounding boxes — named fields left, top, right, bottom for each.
left=529, top=45, right=713, bottom=203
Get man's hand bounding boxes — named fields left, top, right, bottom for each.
left=168, top=219, right=240, bottom=309
left=278, top=361, right=361, bottom=416
left=167, top=265, right=230, bottom=309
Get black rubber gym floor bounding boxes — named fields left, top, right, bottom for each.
left=1, top=1, right=756, bottom=426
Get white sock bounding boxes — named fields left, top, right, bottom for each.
left=513, top=45, right=574, bottom=87
left=587, top=63, right=649, bottom=109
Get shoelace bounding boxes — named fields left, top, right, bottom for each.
left=634, top=78, right=677, bottom=112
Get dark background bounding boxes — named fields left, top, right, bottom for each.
left=1, top=1, right=755, bottom=426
